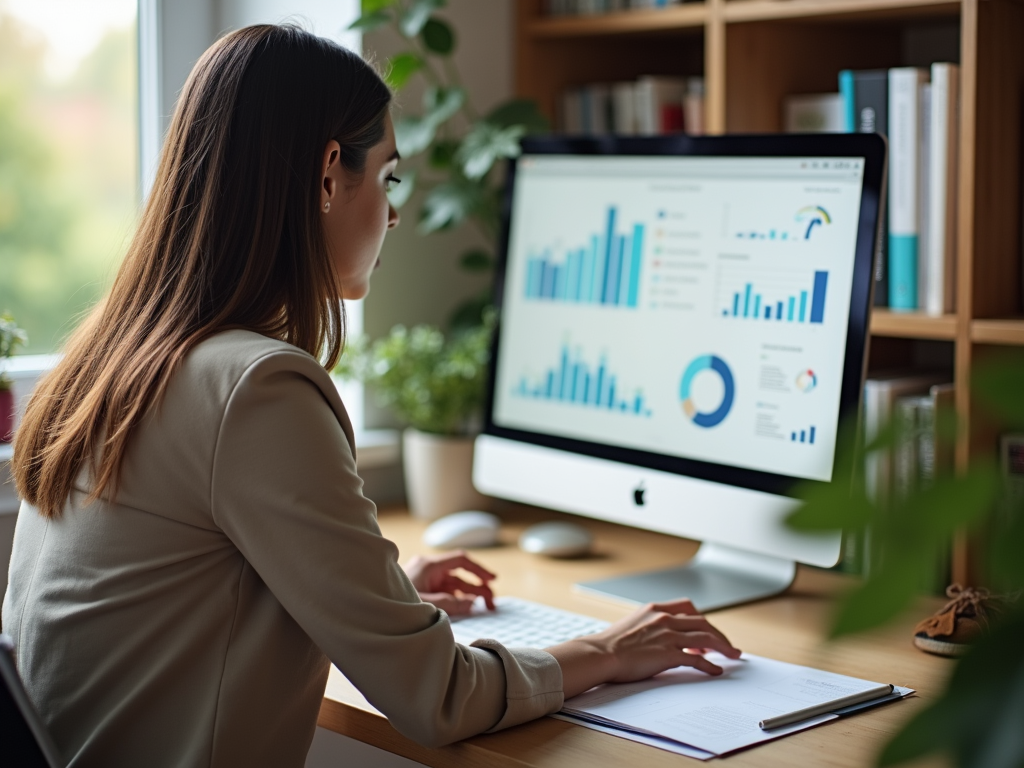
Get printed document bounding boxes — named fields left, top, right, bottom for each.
left=560, top=653, right=913, bottom=756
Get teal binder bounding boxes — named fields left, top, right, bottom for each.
left=889, top=234, right=918, bottom=310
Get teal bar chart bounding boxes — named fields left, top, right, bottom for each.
left=514, top=345, right=652, bottom=417
left=720, top=270, right=828, bottom=324
left=791, top=426, right=817, bottom=444
left=525, top=207, right=644, bottom=308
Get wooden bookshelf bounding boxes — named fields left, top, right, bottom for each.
left=722, top=0, right=962, bottom=24
left=515, top=0, right=1024, bottom=586
left=972, top=318, right=1024, bottom=345
left=870, top=310, right=958, bottom=340
left=527, top=3, right=707, bottom=36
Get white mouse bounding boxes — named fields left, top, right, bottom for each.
left=518, top=522, right=593, bottom=558
left=423, top=511, right=501, bottom=549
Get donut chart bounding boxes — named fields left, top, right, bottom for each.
left=680, top=355, right=735, bottom=428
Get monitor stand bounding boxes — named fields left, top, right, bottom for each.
left=574, top=542, right=797, bottom=613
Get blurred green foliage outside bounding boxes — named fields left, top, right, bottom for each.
left=0, top=12, right=137, bottom=354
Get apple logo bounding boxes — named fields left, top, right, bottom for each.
left=633, top=482, right=646, bottom=506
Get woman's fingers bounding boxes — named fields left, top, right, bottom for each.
left=673, top=630, right=741, bottom=660
left=432, top=551, right=497, bottom=583
left=679, top=651, right=724, bottom=676
left=649, top=598, right=700, bottom=617
left=441, top=575, right=495, bottom=610
left=659, top=615, right=741, bottom=657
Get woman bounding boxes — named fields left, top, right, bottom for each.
left=4, top=25, right=740, bottom=767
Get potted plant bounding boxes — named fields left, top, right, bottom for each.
left=0, top=313, right=28, bottom=443
left=336, top=313, right=494, bottom=519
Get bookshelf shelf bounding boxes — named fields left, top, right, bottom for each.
left=723, top=0, right=962, bottom=24
left=870, top=310, right=959, bottom=340
left=971, top=319, right=1024, bottom=346
left=528, top=4, right=707, bottom=37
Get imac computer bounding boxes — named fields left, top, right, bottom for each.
left=473, top=134, right=886, bottom=611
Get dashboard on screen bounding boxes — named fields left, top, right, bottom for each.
left=490, top=152, right=869, bottom=486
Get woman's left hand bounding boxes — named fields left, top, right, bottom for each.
left=403, top=551, right=496, bottom=616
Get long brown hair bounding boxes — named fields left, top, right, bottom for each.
left=13, top=25, right=392, bottom=517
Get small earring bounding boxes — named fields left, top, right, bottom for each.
left=323, top=201, right=331, bottom=212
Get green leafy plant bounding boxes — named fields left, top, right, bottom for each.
left=786, top=353, right=1024, bottom=768
left=351, top=0, right=548, bottom=329
left=0, top=312, right=28, bottom=391
left=336, top=311, right=495, bottom=436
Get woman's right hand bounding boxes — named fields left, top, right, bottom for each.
left=545, top=598, right=742, bottom=699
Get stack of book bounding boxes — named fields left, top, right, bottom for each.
left=840, top=373, right=954, bottom=580
left=561, top=76, right=705, bottom=136
left=783, top=64, right=960, bottom=315
left=545, top=0, right=695, bottom=15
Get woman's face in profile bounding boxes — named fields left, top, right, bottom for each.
left=321, top=112, right=400, bottom=300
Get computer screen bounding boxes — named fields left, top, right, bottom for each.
left=475, top=135, right=884, bottom=604
left=491, top=153, right=866, bottom=485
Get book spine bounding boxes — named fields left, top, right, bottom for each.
left=580, top=88, right=593, bottom=135
left=888, top=68, right=927, bottom=310
left=853, top=70, right=890, bottom=307
left=926, top=63, right=959, bottom=316
left=839, top=70, right=856, bottom=133
left=894, top=397, right=919, bottom=501
left=561, top=89, right=583, bottom=135
left=917, top=82, right=932, bottom=313
left=684, top=76, right=705, bottom=135
left=634, top=79, right=656, bottom=136
left=612, top=82, right=636, bottom=135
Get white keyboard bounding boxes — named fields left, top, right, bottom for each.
left=449, top=597, right=610, bottom=648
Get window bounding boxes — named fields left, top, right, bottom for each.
left=0, top=0, right=138, bottom=354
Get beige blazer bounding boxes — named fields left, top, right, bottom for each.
left=2, top=330, right=563, bottom=767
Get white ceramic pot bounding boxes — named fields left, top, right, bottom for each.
left=402, top=428, right=487, bottom=520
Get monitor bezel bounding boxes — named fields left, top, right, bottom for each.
left=482, top=133, right=886, bottom=498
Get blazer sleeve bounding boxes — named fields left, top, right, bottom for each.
left=209, top=350, right=563, bottom=747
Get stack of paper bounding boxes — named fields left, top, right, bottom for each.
left=554, top=654, right=913, bottom=759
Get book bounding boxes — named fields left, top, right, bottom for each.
left=560, top=88, right=583, bottom=135
left=924, top=63, right=959, bottom=316
left=893, top=390, right=954, bottom=591
left=855, top=372, right=949, bottom=575
left=684, top=76, right=705, bottom=135
left=839, top=70, right=856, bottom=132
left=840, top=69, right=890, bottom=307
left=583, top=83, right=612, bottom=135
left=917, top=82, right=932, bottom=313
left=612, top=81, right=637, bottom=134
left=888, top=67, right=929, bottom=310
left=783, top=93, right=845, bottom=133
left=635, top=76, right=685, bottom=135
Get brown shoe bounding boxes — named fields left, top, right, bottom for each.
left=913, top=584, right=1010, bottom=657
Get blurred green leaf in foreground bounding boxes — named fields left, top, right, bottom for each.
left=786, top=352, right=1024, bottom=767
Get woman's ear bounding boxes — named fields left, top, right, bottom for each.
left=321, top=139, right=342, bottom=212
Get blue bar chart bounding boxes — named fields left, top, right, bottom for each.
left=791, top=425, right=817, bottom=444
left=513, top=345, right=652, bottom=417
left=718, top=270, right=828, bottom=324
left=524, top=207, right=644, bottom=308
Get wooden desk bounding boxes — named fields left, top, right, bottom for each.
left=318, top=506, right=952, bottom=767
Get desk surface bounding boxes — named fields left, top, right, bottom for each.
left=318, top=505, right=951, bottom=768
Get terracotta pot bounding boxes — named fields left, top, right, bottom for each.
left=402, top=429, right=487, bottom=520
left=0, top=387, right=13, bottom=443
